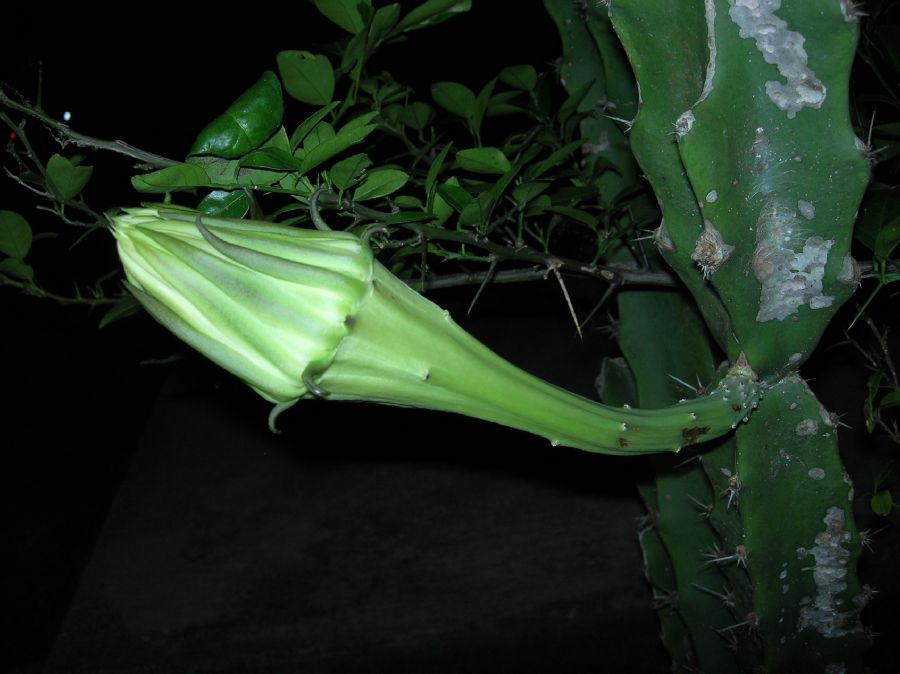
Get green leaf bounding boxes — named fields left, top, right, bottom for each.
left=299, top=117, right=378, bottom=175
left=302, top=121, right=336, bottom=151
left=456, top=147, right=511, bottom=174
left=425, top=142, right=453, bottom=208
left=855, top=186, right=900, bottom=260
left=393, top=195, right=423, bottom=209
left=436, top=182, right=472, bottom=212
left=330, top=153, right=372, bottom=190
left=880, top=391, right=900, bottom=410
left=871, top=489, right=894, bottom=517
left=398, top=102, right=434, bottom=131
left=367, top=3, right=402, bottom=49
left=384, top=210, right=435, bottom=225
left=525, top=194, right=552, bottom=217
left=277, top=51, right=335, bottom=105
left=528, top=139, right=585, bottom=180
left=99, top=296, right=142, bottom=329
left=354, top=168, right=410, bottom=201
left=289, top=102, right=340, bottom=150
left=190, top=156, right=239, bottom=185
left=189, top=71, right=284, bottom=158
left=0, top=210, right=32, bottom=258
left=237, top=168, right=287, bottom=187
left=46, top=154, right=92, bottom=200
left=499, top=65, right=537, bottom=91
left=396, top=0, right=471, bottom=32
left=313, top=0, right=370, bottom=33
left=547, top=205, right=598, bottom=229
left=239, top=147, right=302, bottom=170
left=512, top=181, right=550, bottom=208
left=198, top=190, right=251, bottom=218
left=0, top=256, right=33, bottom=281
left=458, top=192, right=493, bottom=228
left=131, top=163, right=211, bottom=193
left=432, top=81, right=476, bottom=120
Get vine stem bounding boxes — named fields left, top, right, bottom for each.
left=1, top=88, right=178, bottom=168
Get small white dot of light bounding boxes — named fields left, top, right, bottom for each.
left=63, top=111, right=72, bottom=122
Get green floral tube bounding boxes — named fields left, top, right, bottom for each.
left=112, top=207, right=761, bottom=455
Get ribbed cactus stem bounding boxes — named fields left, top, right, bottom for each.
left=113, top=207, right=761, bottom=455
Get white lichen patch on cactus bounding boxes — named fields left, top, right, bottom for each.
left=796, top=507, right=859, bottom=638
left=795, top=418, right=818, bottom=436
left=751, top=201, right=835, bottom=321
left=705, top=190, right=719, bottom=203
left=798, top=200, right=816, bottom=220
left=699, top=0, right=718, bottom=102
left=691, top=220, right=734, bottom=278
left=808, top=467, right=826, bottom=480
left=727, top=0, right=826, bottom=119
left=675, top=110, right=696, bottom=138
left=837, top=254, right=860, bottom=287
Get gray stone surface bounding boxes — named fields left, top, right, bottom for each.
left=44, top=308, right=666, bottom=674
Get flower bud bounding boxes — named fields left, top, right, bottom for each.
left=112, top=206, right=373, bottom=404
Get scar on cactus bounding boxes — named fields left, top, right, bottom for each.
left=691, top=220, right=734, bottom=279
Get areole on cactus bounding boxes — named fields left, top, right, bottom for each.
left=112, top=206, right=761, bottom=455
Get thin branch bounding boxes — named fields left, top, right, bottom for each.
left=1, top=277, right=121, bottom=307
left=1, top=88, right=178, bottom=168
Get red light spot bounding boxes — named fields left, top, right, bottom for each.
left=9, top=132, right=15, bottom=141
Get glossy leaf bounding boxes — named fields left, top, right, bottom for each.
left=881, top=391, right=900, bottom=410
left=313, top=0, right=370, bottom=33
left=330, top=153, right=372, bottom=190
left=432, top=81, right=476, bottom=120
left=277, top=51, right=335, bottom=105
left=456, top=147, right=510, bottom=174
left=396, top=0, right=471, bottom=32
left=198, top=190, right=251, bottom=218
left=354, top=168, right=410, bottom=201
left=0, top=210, right=32, bottom=258
left=46, top=154, right=92, bottom=201
left=132, top=163, right=211, bottom=193
left=499, top=64, right=536, bottom=91
left=398, top=102, right=434, bottom=131
left=0, top=256, right=34, bottom=281
left=189, top=72, right=283, bottom=158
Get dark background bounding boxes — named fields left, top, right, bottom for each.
left=3, top=3, right=899, bottom=673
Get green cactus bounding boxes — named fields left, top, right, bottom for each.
left=549, top=1, right=871, bottom=670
